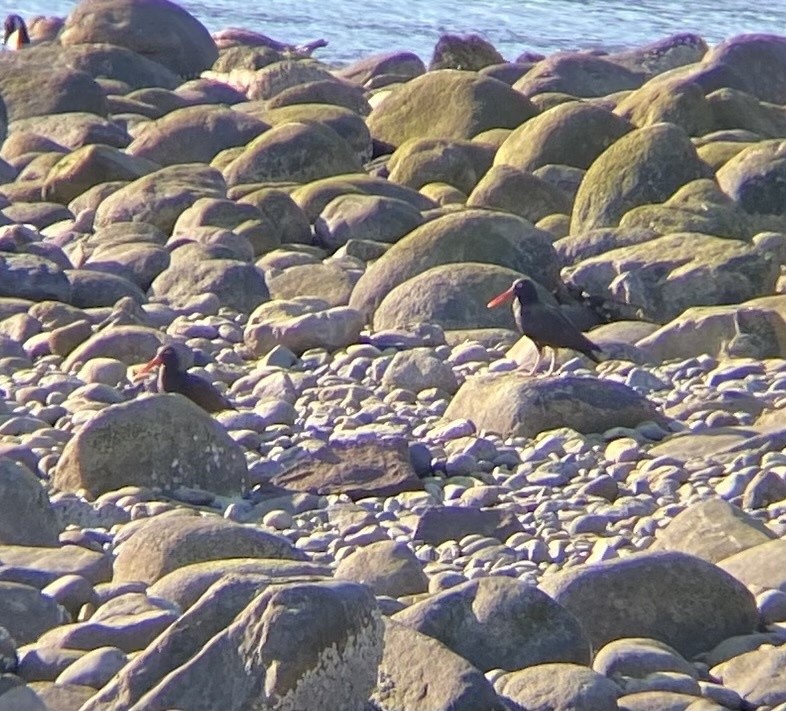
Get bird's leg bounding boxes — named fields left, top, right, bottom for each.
left=545, top=347, right=556, bottom=376
left=527, top=348, right=542, bottom=375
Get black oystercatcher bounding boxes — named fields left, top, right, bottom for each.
left=3, top=15, right=29, bottom=49
left=487, top=278, right=603, bottom=374
left=135, top=345, right=234, bottom=413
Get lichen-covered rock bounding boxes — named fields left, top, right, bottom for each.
left=702, top=33, right=786, bottom=104
left=53, top=42, right=182, bottom=89
left=387, top=138, right=494, bottom=194
left=53, top=394, right=248, bottom=498
left=495, top=102, right=632, bottom=172
left=258, top=103, right=372, bottom=162
left=445, top=373, right=663, bottom=438
left=429, top=33, right=505, bottom=71
left=570, top=123, right=713, bottom=234
left=152, top=256, right=268, bottom=312
left=116, top=580, right=383, bottom=711
left=241, top=59, right=337, bottom=101
left=0, top=459, right=60, bottom=547
left=367, top=69, right=537, bottom=146
left=349, top=209, right=560, bottom=318
left=127, top=105, right=268, bottom=167
left=706, top=88, right=786, bottom=139
left=223, top=121, right=362, bottom=186
left=336, top=51, right=425, bottom=86
left=0, top=59, right=107, bottom=123
left=245, top=299, right=363, bottom=355
left=268, top=437, right=422, bottom=499
left=607, top=33, right=708, bottom=77
left=335, top=540, right=428, bottom=598
left=540, top=551, right=759, bottom=658
left=619, top=178, right=755, bottom=241
left=635, top=304, right=786, bottom=361
left=514, top=52, right=644, bottom=97
left=148, top=558, right=331, bottom=611
left=85, top=242, right=170, bottom=291
left=373, top=619, right=504, bottom=711
left=239, top=187, right=312, bottom=245
left=62, top=325, right=162, bottom=370
left=614, top=77, right=714, bottom=136
left=0, top=253, right=71, bottom=303
left=382, top=347, right=459, bottom=394
left=61, top=0, right=218, bottom=78
left=393, top=576, right=591, bottom=672
left=266, top=77, right=371, bottom=115
left=494, top=663, right=620, bottom=711
left=42, top=145, right=157, bottom=206
left=265, top=262, right=357, bottom=307
left=717, top=139, right=786, bottom=215
left=0, top=583, right=68, bottom=646
left=66, top=269, right=147, bottom=308
left=467, top=165, right=572, bottom=223
left=8, top=113, right=130, bottom=151
left=372, top=262, right=525, bottom=331
left=314, top=193, right=423, bottom=249
left=94, top=164, right=226, bottom=234
left=292, top=173, right=436, bottom=221
left=113, top=515, right=302, bottom=584
left=563, top=232, right=779, bottom=323
left=654, top=498, right=778, bottom=562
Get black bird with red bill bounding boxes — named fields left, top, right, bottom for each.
left=487, top=278, right=603, bottom=374
left=135, top=345, right=234, bottom=413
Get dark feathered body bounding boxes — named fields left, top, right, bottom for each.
left=3, top=15, right=29, bottom=49
left=512, top=293, right=602, bottom=362
left=488, top=278, right=603, bottom=364
left=139, top=346, right=234, bottom=413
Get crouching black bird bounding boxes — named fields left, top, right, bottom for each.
left=135, top=345, right=234, bottom=413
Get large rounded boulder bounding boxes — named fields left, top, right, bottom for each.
left=93, top=164, right=226, bottom=234
left=127, top=105, right=269, bottom=167
left=540, top=551, right=759, bottom=658
left=717, top=139, right=786, bottom=215
left=445, top=373, right=663, bottom=438
left=53, top=394, right=248, bottom=498
left=113, top=516, right=303, bottom=584
left=0, top=61, right=107, bottom=123
left=222, top=121, right=362, bottom=186
left=570, top=122, right=713, bottom=234
left=367, top=69, right=537, bottom=146
left=392, top=576, right=591, bottom=672
left=0, top=459, right=61, bottom=546
left=372, top=262, right=528, bottom=331
left=513, top=52, right=643, bottom=97
left=61, top=0, right=218, bottom=78
left=42, top=144, right=158, bottom=206
left=564, top=232, right=779, bottom=322
left=495, top=102, right=632, bottom=172
left=703, top=34, right=786, bottom=104
left=349, top=209, right=560, bottom=319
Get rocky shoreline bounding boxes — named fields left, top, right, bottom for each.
left=0, top=1, right=786, bottom=710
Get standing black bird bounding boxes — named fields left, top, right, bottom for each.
left=135, top=345, right=234, bottom=413
left=487, top=278, right=603, bottom=374
left=3, top=15, right=29, bottom=49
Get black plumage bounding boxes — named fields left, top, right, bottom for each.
left=487, top=278, right=603, bottom=373
left=3, top=15, right=29, bottom=49
left=136, top=346, right=234, bottom=413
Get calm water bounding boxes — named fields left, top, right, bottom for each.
left=3, top=0, right=786, bottom=65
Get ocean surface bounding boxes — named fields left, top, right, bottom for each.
left=2, top=0, right=786, bottom=65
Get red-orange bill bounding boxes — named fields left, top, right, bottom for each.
left=132, top=354, right=162, bottom=381
left=487, top=287, right=515, bottom=309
